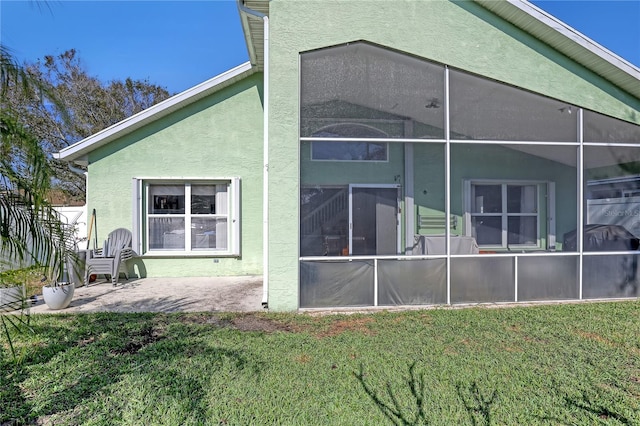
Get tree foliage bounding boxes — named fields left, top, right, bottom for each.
left=2, top=46, right=170, bottom=358
left=4, top=49, right=171, bottom=202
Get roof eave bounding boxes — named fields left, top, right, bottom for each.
left=238, top=3, right=260, bottom=68
left=55, top=62, right=256, bottom=164
left=237, top=0, right=638, bottom=98
left=237, top=0, right=269, bottom=71
left=475, top=0, right=640, bottom=99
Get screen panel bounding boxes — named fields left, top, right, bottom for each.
left=449, top=69, right=577, bottom=142
left=377, top=259, right=446, bottom=305
left=301, top=42, right=445, bottom=139
left=450, top=257, right=514, bottom=303
left=300, top=260, right=374, bottom=308
left=517, top=255, right=579, bottom=301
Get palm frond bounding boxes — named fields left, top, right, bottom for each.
left=1, top=92, right=75, bottom=283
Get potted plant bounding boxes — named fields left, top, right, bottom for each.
left=1, top=109, right=81, bottom=310
left=41, top=278, right=75, bottom=310
left=38, top=217, right=83, bottom=310
left=41, top=255, right=79, bottom=310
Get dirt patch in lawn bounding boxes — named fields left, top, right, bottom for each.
left=175, top=312, right=379, bottom=338
left=110, top=323, right=166, bottom=355
left=315, top=316, right=376, bottom=338
left=231, top=314, right=298, bottom=333
left=575, top=330, right=616, bottom=347
left=178, top=312, right=298, bottom=333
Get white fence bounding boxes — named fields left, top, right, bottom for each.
left=54, top=205, right=88, bottom=247
left=1, top=205, right=88, bottom=271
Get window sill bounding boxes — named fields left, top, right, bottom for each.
left=141, top=251, right=239, bottom=258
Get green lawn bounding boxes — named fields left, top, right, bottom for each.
left=2, top=301, right=640, bottom=425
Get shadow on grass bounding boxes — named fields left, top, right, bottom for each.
left=455, top=381, right=498, bottom=426
left=538, top=377, right=640, bottom=424
left=354, top=361, right=430, bottom=425
left=1, top=355, right=34, bottom=425
left=1, top=313, right=262, bottom=424
left=563, top=389, right=633, bottom=424
left=355, top=362, right=500, bottom=426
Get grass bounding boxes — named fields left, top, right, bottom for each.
left=1, top=301, right=640, bottom=425
left=0, top=266, right=46, bottom=298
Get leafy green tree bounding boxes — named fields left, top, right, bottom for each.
left=4, top=49, right=171, bottom=202
left=1, top=45, right=62, bottom=270
left=1, top=45, right=74, bottom=358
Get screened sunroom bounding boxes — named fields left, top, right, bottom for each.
left=298, top=41, right=640, bottom=308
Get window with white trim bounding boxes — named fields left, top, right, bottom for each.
left=467, top=182, right=540, bottom=248
left=136, top=179, right=240, bottom=255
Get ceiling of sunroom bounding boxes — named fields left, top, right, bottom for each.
left=506, top=145, right=640, bottom=170
left=301, top=42, right=581, bottom=143
left=301, top=42, right=640, bottom=170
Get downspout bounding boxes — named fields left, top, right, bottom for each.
left=237, top=1, right=269, bottom=308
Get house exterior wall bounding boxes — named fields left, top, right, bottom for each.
left=267, top=0, right=640, bottom=310
left=86, top=73, right=264, bottom=277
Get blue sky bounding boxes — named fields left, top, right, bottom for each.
left=1, top=1, right=249, bottom=94
left=2, top=1, right=639, bottom=94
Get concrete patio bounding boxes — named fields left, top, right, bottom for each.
left=28, top=276, right=264, bottom=314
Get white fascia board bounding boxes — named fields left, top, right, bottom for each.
left=514, top=0, right=639, bottom=75
left=55, top=62, right=255, bottom=164
left=476, top=0, right=640, bottom=98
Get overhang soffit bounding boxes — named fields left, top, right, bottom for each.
left=239, top=0, right=269, bottom=71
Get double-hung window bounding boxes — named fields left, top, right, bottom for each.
left=467, top=181, right=539, bottom=248
left=135, top=179, right=240, bottom=255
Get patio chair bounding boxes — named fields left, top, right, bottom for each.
left=85, top=228, right=135, bottom=286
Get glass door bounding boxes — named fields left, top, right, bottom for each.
left=349, top=185, right=400, bottom=255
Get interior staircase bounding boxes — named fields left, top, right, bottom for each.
left=300, top=188, right=348, bottom=255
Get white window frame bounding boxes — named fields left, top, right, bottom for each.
left=464, top=179, right=544, bottom=249
left=132, top=177, right=240, bottom=256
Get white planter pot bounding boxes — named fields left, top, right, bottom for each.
left=42, top=283, right=75, bottom=310
left=0, top=285, right=25, bottom=312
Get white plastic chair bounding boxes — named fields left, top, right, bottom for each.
left=84, top=228, right=135, bottom=286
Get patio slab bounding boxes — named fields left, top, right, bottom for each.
left=28, top=276, right=264, bottom=314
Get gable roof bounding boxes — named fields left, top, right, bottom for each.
left=58, top=0, right=640, bottom=165
left=476, top=0, right=640, bottom=99
left=55, top=62, right=256, bottom=165
left=238, top=0, right=639, bottom=99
